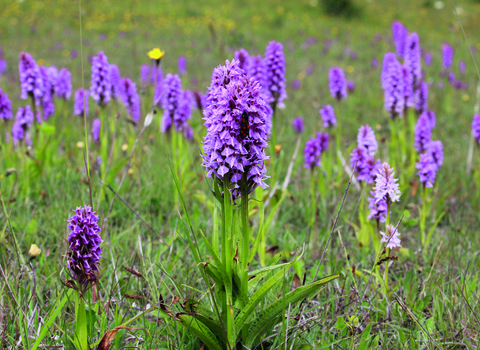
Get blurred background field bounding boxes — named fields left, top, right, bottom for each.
left=2, top=0, right=480, bottom=348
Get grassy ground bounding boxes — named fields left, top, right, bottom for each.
left=1, top=0, right=480, bottom=348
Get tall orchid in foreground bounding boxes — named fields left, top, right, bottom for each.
left=159, top=58, right=340, bottom=349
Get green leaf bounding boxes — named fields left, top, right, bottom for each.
left=335, top=316, right=346, bottom=331
left=245, top=274, right=340, bottom=347
left=37, top=122, right=56, bottom=135
left=193, top=313, right=228, bottom=344
left=177, top=313, right=223, bottom=350
left=31, top=289, right=73, bottom=350
left=234, top=254, right=302, bottom=337
left=74, top=294, right=88, bottom=350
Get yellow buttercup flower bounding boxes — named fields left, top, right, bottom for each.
left=147, top=48, right=165, bottom=60
left=29, top=244, right=41, bottom=259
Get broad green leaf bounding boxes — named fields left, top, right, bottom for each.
left=74, top=295, right=88, bottom=350
left=245, top=274, right=340, bottom=347
left=177, top=313, right=223, bottom=350
left=234, top=254, right=302, bottom=336
left=193, top=314, right=228, bottom=345
left=31, top=289, right=73, bottom=350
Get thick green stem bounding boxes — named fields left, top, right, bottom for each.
left=240, top=183, right=249, bottom=303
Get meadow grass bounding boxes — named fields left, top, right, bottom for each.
left=1, top=0, right=480, bottom=348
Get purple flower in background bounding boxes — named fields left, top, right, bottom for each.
left=414, top=114, right=432, bottom=152
left=265, top=41, right=287, bottom=107
left=109, top=64, right=121, bottom=100
left=161, top=73, right=182, bottom=133
left=438, top=81, right=444, bottom=89
left=371, top=57, right=378, bottom=69
left=55, top=68, right=72, bottom=100
left=92, top=118, right=101, bottom=142
left=373, top=162, right=401, bottom=204
left=174, top=90, right=193, bottom=131
left=329, top=67, right=347, bottom=100
left=427, top=140, right=443, bottom=169
left=304, top=132, right=329, bottom=169
left=347, top=80, right=355, bottom=93
left=415, top=81, right=428, bottom=115
left=248, top=55, right=267, bottom=90
left=459, top=60, right=466, bottom=74
left=151, top=65, right=163, bottom=86
left=319, top=104, right=336, bottom=128
left=381, top=53, right=396, bottom=90
left=442, top=44, right=454, bottom=70
left=350, top=147, right=381, bottom=184
left=182, top=124, right=194, bottom=142
left=178, top=56, right=187, bottom=75
left=423, top=110, right=436, bottom=129
left=404, top=33, right=422, bottom=89
left=380, top=224, right=402, bottom=248
left=19, top=52, right=44, bottom=103
left=350, top=51, right=358, bottom=60
left=292, top=117, right=304, bottom=133
left=120, top=77, right=141, bottom=123
left=367, top=191, right=387, bottom=223
left=70, top=49, right=78, bottom=59
left=0, top=89, right=13, bottom=121
left=357, top=125, right=378, bottom=156
left=392, top=21, right=407, bottom=58
left=448, top=72, right=456, bottom=84
left=472, top=114, right=480, bottom=145
left=384, top=59, right=405, bottom=119
left=12, top=105, right=34, bottom=145
left=0, top=59, right=6, bottom=75
left=140, top=64, right=150, bottom=86
left=74, top=89, right=89, bottom=117
left=402, top=65, right=414, bottom=108
left=193, top=90, right=205, bottom=111
left=202, top=59, right=270, bottom=191
left=90, top=52, right=111, bottom=106
left=292, top=79, right=300, bottom=90
left=67, top=205, right=103, bottom=286
left=424, top=52, right=432, bottom=66
left=234, top=49, right=250, bottom=72
left=416, top=152, right=436, bottom=188
left=39, top=66, right=56, bottom=120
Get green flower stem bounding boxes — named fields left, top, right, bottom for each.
left=240, top=182, right=249, bottom=303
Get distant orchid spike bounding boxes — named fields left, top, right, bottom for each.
left=12, top=105, right=34, bottom=145
left=39, top=66, right=56, bottom=120
left=367, top=191, right=387, bottom=223
left=161, top=73, right=182, bottom=133
left=120, top=77, right=141, bottom=123
left=392, top=21, right=407, bottom=58
left=140, top=64, right=150, bottom=86
left=74, top=89, right=89, bottom=117
left=381, top=53, right=396, bottom=90
left=55, top=68, right=72, bottom=100
left=427, top=140, right=443, bottom=169
left=414, top=114, right=432, bottom=152
left=404, top=32, right=422, bottom=89
left=19, top=52, right=44, bottom=104
left=0, top=88, right=13, bottom=121
left=292, top=117, right=304, bottom=133
left=373, top=162, right=401, bottom=204
left=174, top=89, right=193, bottom=132
left=422, top=110, right=436, bottom=129
left=380, top=224, right=402, bottom=248
left=178, top=56, right=187, bottom=75
left=234, top=49, right=250, bottom=72
left=67, top=205, right=103, bottom=288
left=319, top=104, right=336, bottom=128
left=90, top=52, right=111, bottom=106
left=248, top=55, right=267, bottom=90
left=442, top=44, right=454, bottom=71
left=329, top=67, right=347, bottom=100
left=304, top=132, right=329, bottom=169
left=416, top=152, right=436, bottom=188
left=415, top=81, right=428, bottom=115
left=384, top=58, right=405, bottom=119
left=357, top=125, right=378, bottom=157
left=265, top=41, right=287, bottom=108
left=92, top=118, right=101, bottom=142
left=472, top=114, right=480, bottom=145
left=109, top=64, right=122, bottom=100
